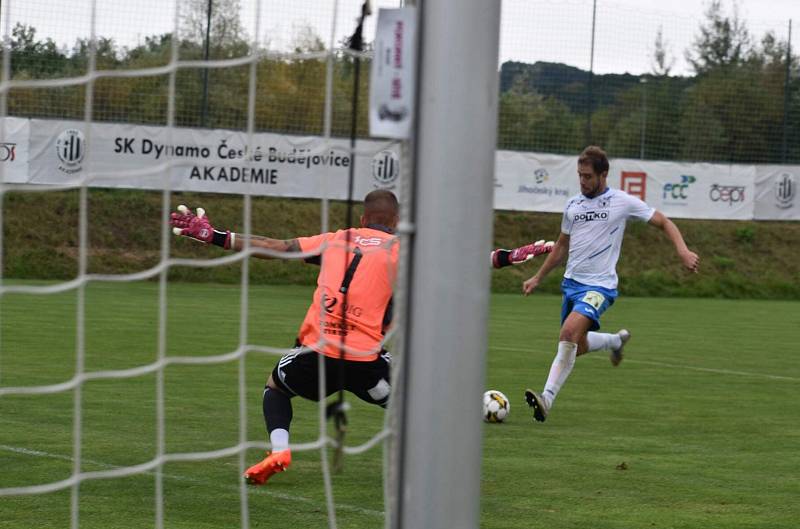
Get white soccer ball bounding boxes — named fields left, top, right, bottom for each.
left=483, top=390, right=510, bottom=423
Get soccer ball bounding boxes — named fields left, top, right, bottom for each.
left=483, top=390, right=510, bottom=423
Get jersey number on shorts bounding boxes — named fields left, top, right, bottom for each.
left=581, top=291, right=605, bottom=310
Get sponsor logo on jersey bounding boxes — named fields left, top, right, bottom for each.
left=354, top=235, right=384, bottom=246
left=775, top=173, right=795, bottom=209
left=573, top=210, right=609, bottom=222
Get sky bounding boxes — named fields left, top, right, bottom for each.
left=5, top=0, right=800, bottom=76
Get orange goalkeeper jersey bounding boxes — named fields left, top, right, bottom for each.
left=297, top=226, right=399, bottom=361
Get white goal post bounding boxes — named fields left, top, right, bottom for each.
left=394, top=1, right=501, bottom=529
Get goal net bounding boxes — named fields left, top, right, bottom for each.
left=0, top=1, right=409, bottom=528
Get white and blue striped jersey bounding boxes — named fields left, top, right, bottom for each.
left=561, top=188, right=655, bottom=289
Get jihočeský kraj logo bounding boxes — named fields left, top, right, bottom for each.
left=56, top=128, right=86, bottom=175
left=534, top=168, right=549, bottom=184
left=775, top=173, right=795, bottom=209
left=372, top=150, right=399, bottom=188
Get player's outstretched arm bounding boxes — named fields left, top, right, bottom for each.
left=491, top=240, right=554, bottom=269
left=170, top=205, right=300, bottom=259
left=522, top=232, right=569, bottom=296
left=647, top=211, right=699, bottom=273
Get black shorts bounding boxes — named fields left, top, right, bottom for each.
left=271, top=346, right=391, bottom=407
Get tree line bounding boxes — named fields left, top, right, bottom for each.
left=5, top=0, right=799, bottom=164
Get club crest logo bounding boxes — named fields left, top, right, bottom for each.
left=371, top=150, right=399, bottom=188
left=56, top=128, right=85, bottom=174
left=775, top=173, right=795, bottom=209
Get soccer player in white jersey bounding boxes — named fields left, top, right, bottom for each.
left=522, top=146, right=699, bottom=422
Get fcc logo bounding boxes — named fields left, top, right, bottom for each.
left=56, top=128, right=85, bottom=174
left=775, top=173, right=795, bottom=209
left=371, top=150, right=399, bottom=188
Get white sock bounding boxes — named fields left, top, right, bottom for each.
left=586, top=331, right=622, bottom=352
left=542, top=341, right=577, bottom=408
left=270, top=428, right=290, bottom=452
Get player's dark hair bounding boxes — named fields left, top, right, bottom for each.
left=578, top=145, right=609, bottom=176
left=363, top=189, right=399, bottom=227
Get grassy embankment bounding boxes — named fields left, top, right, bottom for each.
left=3, top=189, right=799, bottom=299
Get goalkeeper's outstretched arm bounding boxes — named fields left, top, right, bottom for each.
left=169, top=204, right=300, bottom=259
left=522, top=232, right=569, bottom=295
left=491, top=239, right=554, bottom=269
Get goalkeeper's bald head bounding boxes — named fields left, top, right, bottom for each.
left=362, top=189, right=399, bottom=229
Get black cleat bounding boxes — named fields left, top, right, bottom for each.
left=525, top=389, right=549, bottom=422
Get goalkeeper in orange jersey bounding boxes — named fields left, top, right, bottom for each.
left=170, top=189, right=552, bottom=485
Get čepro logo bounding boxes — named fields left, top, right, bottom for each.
left=56, top=128, right=85, bottom=174
left=709, top=184, right=745, bottom=206
left=663, top=175, right=695, bottom=204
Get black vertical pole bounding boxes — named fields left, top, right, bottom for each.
left=201, top=0, right=213, bottom=127
left=586, top=0, right=597, bottom=146
left=329, top=1, right=370, bottom=473
left=640, top=77, right=647, bottom=159
left=781, top=19, right=792, bottom=163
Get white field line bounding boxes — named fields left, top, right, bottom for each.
left=493, top=345, right=800, bottom=382
left=0, top=444, right=384, bottom=518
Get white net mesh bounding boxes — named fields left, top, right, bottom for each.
left=0, top=1, right=409, bottom=528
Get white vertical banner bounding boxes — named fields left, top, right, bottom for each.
left=369, top=7, right=417, bottom=140
left=754, top=166, right=799, bottom=220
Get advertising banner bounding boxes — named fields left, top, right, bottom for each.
left=607, top=159, right=756, bottom=220
left=4, top=117, right=799, bottom=221
left=494, top=150, right=578, bottom=213
left=494, top=153, right=762, bottom=220
left=24, top=119, right=403, bottom=201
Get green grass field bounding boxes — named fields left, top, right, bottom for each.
left=1, top=281, right=799, bottom=528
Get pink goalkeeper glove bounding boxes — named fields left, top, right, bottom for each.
left=492, top=240, right=554, bottom=268
left=170, top=205, right=233, bottom=249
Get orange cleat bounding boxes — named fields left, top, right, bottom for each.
left=244, top=450, right=292, bottom=486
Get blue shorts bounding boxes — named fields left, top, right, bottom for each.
left=560, top=278, right=617, bottom=331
